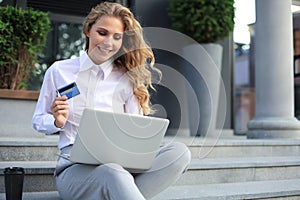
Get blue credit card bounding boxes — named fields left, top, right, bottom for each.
left=57, top=82, right=80, bottom=99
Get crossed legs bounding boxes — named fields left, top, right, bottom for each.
left=55, top=142, right=191, bottom=200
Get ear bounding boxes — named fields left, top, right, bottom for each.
left=86, top=29, right=90, bottom=38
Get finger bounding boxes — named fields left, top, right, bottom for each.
left=50, top=102, right=56, bottom=111
left=60, top=96, right=68, bottom=100
left=55, top=109, right=69, bottom=115
left=55, top=96, right=68, bottom=102
left=53, top=105, right=69, bottom=112
left=53, top=98, right=69, bottom=106
left=55, top=101, right=69, bottom=106
left=51, top=97, right=69, bottom=115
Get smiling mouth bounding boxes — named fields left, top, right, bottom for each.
left=97, top=46, right=113, bottom=54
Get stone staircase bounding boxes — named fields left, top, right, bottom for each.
left=1, top=134, right=300, bottom=199
left=155, top=136, right=300, bottom=199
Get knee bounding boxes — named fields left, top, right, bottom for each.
left=163, top=142, right=191, bottom=172
left=100, top=163, right=126, bottom=171
left=171, top=142, right=191, bottom=163
left=95, top=163, right=133, bottom=182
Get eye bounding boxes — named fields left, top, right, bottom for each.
left=97, top=31, right=106, bottom=36
left=114, top=34, right=123, bottom=40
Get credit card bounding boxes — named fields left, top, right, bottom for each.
left=57, top=82, right=80, bottom=99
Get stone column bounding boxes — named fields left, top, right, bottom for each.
left=247, top=0, right=300, bottom=138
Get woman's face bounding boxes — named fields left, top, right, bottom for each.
left=86, top=15, right=124, bottom=64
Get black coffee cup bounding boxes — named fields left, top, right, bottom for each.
left=4, top=167, right=24, bottom=200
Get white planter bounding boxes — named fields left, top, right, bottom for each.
left=0, top=90, right=42, bottom=138
left=183, top=43, right=223, bottom=136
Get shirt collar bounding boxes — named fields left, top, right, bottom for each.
left=79, top=52, right=114, bottom=80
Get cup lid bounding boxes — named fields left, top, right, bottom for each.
left=4, top=167, right=24, bottom=174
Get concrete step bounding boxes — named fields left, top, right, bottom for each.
left=178, top=156, right=300, bottom=185
left=1, top=156, right=300, bottom=193
left=152, top=179, right=300, bottom=200
left=0, top=161, right=56, bottom=193
left=163, top=136, right=300, bottom=159
left=0, top=137, right=59, bottom=161
left=0, top=191, right=61, bottom=200
left=1, top=136, right=300, bottom=161
left=1, top=179, right=300, bottom=200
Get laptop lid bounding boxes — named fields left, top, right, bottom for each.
left=69, top=108, right=169, bottom=171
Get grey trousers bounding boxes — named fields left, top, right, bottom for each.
left=55, top=142, right=191, bottom=200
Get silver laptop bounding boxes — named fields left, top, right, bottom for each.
left=70, top=108, right=169, bottom=171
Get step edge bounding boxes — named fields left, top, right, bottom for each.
left=1, top=157, right=300, bottom=171
left=1, top=136, right=300, bottom=147
left=152, top=179, right=300, bottom=200
left=189, top=156, right=300, bottom=169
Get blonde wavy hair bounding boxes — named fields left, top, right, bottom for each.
left=83, top=2, right=161, bottom=115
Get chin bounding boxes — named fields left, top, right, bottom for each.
left=95, top=56, right=112, bottom=64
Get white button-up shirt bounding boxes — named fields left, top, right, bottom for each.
left=32, top=52, right=141, bottom=149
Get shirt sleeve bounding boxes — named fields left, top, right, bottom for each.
left=124, top=91, right=143, bottom=115
left=32, top=63, right=62, bottom=134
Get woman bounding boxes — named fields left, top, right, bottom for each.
left=32, top=2, right=191, bottom=199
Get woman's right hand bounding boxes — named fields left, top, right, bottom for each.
left=51, top=96, right=69, bottom=128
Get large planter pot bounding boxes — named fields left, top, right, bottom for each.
left=183, top=43, right=223, bottom=136
left=0, top=90, right=41, bottom=138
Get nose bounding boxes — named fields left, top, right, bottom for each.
left=102, top=37, right=113, bottom=47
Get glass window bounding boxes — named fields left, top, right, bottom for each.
left=28, top=22, right=85, bottom=90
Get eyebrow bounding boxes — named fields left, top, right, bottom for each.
left=96, top=27, right=124, bottom=35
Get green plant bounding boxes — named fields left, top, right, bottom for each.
left=0, top=6, right=51, bottom=90
left=168, top=0, right=235, bottom=44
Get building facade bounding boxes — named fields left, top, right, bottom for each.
left=1, top=0, right=300, bottom=138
